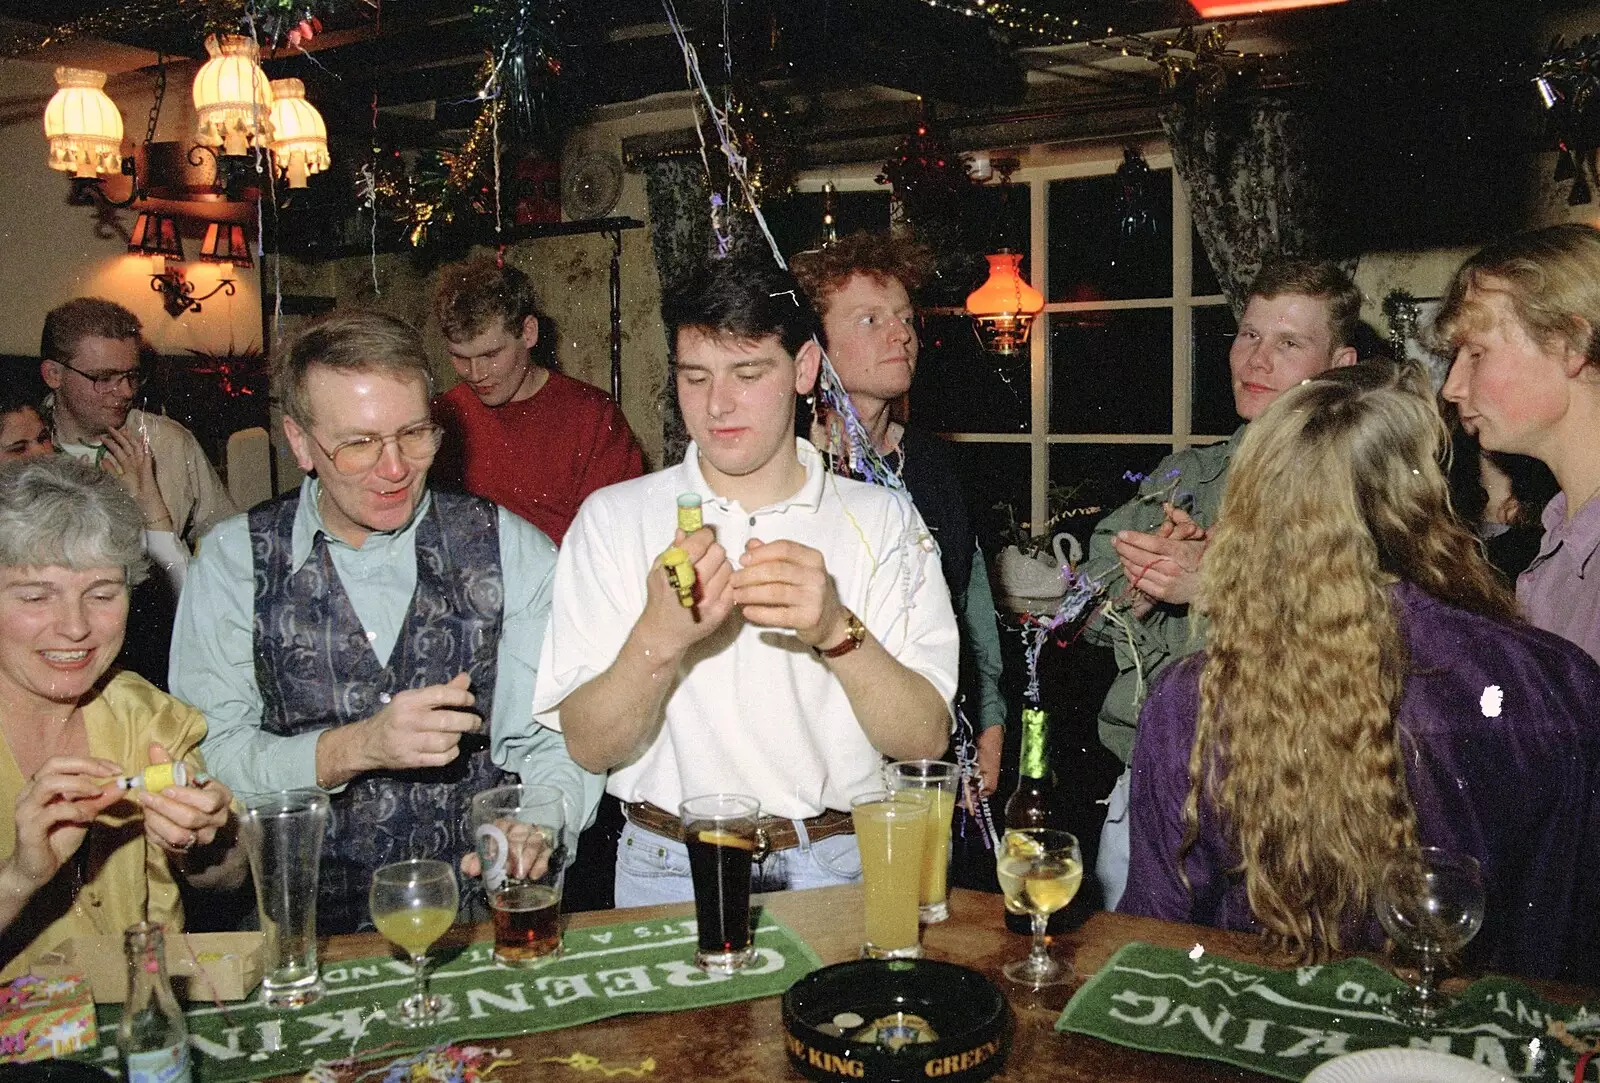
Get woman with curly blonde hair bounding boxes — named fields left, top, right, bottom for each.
left=1120, top=362, right=1600, bottom=981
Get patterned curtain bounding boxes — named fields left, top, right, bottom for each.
left=640, top=155, right=768, bottom=465
left=1162, top=97, right=1326, bottom=313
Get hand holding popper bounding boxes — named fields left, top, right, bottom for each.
left=662, top=546, right=697, bottom=607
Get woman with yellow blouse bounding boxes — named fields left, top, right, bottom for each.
left=0, top=456, right=240, bottom=977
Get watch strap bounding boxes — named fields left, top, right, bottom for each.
left=818, top=609, right=867, bottom=659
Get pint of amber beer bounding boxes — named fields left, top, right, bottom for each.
left=471, top=784, right=567, bottom=966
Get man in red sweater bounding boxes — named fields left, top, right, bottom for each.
left=433, top=257, right=645, bottom=545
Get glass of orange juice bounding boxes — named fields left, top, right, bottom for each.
left=850, top=790, right=928, bottom=958
left=885, top=760, right=959, bottom=923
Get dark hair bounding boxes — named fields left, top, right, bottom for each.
left=1248, top=258, right=1362, bottom=351
left=276, top=309, right=433, bottom=426
left=790, top=232, right=932, bottom=321
left=661, top=257, right=820, bottom=360
left=41, top=298, right=142, bottom=363
left=434, top=257, right=539, bottom=342
left=0, top=380, right=46, bottom=422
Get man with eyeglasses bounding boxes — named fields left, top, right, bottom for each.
left=171, top=309, right=601, bottom=933
left=40, top=298, right=236, bottom=549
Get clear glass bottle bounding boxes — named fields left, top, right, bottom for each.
left=1004, top=705, right=1064, bottom=934
left=118, top=922, right=191, bottom=1083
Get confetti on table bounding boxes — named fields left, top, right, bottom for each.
left=540, top=1053, right=657, bottom=1077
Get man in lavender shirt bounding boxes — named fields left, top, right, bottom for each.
left=1441, top=223, right=1600, bottom=663
left=1122, top=365, right=1600, bottom=983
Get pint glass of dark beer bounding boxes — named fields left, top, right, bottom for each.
left=471, top=784, right=567, bottom=967
left=680, top=793, right=760, bottom=974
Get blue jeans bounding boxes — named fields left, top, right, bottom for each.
left=613, top=820, right=863, bottom=908
left=1095, top=769, right=1131, bottom=912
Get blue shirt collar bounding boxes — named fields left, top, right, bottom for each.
left=289, top=476, right=433, bottom=572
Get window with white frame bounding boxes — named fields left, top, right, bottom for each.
left=783, top=145, right=1236, bottom=551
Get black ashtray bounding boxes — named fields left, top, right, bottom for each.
left=782, top=959, right=1012, bottom=1083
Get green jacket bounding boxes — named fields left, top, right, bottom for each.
left=1080, top=427, right=1243, bottom=764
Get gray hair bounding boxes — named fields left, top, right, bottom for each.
left=0, top=457, right=148, bottom=585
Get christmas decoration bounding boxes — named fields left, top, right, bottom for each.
left=1535, top=35, right=1600, bottom=205
left=875, top=106, right=975, bottom=232
left=475, top=0, right=574, bottom=154
left=0, top=1, right=355, bottom=59
left=369, top=60, right=504, bottom=247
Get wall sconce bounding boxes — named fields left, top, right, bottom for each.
left=128, top=211, right=184, bottom=274
left=199, top=222, right=253, bottom=268
left=151, top=265, right=237, bottom=318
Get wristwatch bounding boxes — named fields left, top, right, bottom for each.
left=817, top=609, right=867, bottom=659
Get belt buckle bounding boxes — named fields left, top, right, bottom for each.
left=753, top=824, right=772, bottom=863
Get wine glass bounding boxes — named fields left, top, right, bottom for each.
left=369, top=859, right=459, bottom=1027
left=1374, top=847, right=1485, bottom=1025
left=995, top=828, right=1083, bottom=989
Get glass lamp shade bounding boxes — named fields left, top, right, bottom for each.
left=966, top=251, right=1045, bottom=356
left=193, top=35, right=275, bottom=157
left=268, top=79, right=330, bottom=188
left=128, top=212, right=185, bottom=266
left=44, top=67, right=124, bottom=179
left=199, top=222, right=252, bottom=268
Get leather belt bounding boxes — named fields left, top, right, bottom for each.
left=623, top=800, right=854, bottom=853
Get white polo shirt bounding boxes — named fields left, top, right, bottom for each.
left=532, top=439, right=959, bottom=819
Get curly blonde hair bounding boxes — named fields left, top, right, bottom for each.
left=1184, top=361, right=1516, bottom=960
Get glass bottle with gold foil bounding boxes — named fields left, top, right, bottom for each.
left=1005, top=705, right=1055, bottom=830
left=1004, top=705, right=1060, bottom=933
left=119, top=922, right=191, bottom=1083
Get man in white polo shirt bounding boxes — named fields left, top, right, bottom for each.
left=532, top=256, right=959, bottom=905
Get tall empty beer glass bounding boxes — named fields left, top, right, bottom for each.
left=471, top=784, right=567, bottom=967
left=680, top=794, right=760, bottom=974
left=241, top=789, right=330, bottom=1009
left=886, top=760, right=959, bottom=923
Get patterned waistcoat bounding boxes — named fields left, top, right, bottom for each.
left=250, top=489, right=510, bottom=934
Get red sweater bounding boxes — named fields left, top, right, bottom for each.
left=435, top=369, right=645, bottom=544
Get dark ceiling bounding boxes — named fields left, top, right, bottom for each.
left=7, top=0, right=1594, bottom=258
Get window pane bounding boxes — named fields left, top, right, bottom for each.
left=1192, top=225, right=1222, bottom=296
left=1047, top=171, right=1172, bottom=302
left=942, top=441, right=1032, bottom=554
left=1048, top=309, right=1172, bottom=435
left=770, top=191, right=892, bottom=259
left=1048, top=443, right=1171, bottom=552
left=1191, top=304, right=1238, bottom=437
left=909, top=314, right=1030, bottom=434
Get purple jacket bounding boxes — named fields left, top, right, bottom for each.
left=1119, top=581, right=1600, bottom=981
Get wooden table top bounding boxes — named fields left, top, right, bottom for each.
left=306, top=886, right=1325, bottom=1083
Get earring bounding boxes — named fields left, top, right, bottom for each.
left=805, top=394, right=816, bottom=407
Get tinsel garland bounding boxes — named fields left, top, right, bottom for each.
left=0, top=0, right=357, bottom=57
left=371, top=74, right=505, bottom=247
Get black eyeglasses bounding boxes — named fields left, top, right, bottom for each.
left=54, top=360, right=145, bottom=395
left=309, top=422, right=444, bottom=475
